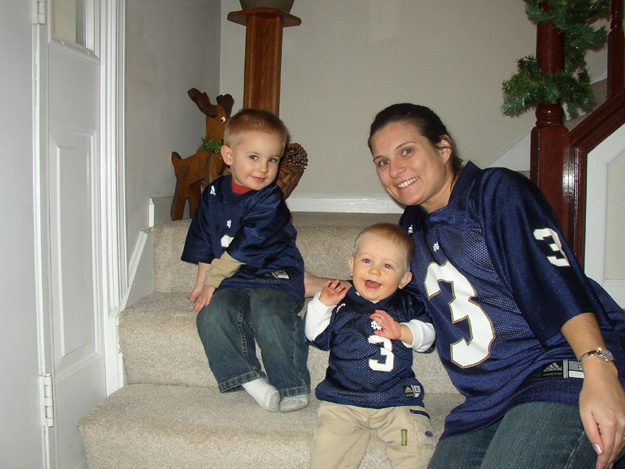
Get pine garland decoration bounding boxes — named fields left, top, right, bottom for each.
left=199, top=138, right=223, bottom=153
left=502, top=0, right=610, bottom=117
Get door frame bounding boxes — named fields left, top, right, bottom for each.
left=32, top=0, right=126, bottom=465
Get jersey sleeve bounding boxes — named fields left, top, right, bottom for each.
left=225, top=185, right=294, bottom=267
left=403, top=320, right=435, bottom=352
left=180, top=183, right=216, bottom=265
left=398, top=207, right=427, bottom=303
left=304, top=293, right=335, bottom=351
left=475, top=169, right=608, bottom=345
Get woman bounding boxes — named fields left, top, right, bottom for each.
left=366, top=103, right=625, bottom=468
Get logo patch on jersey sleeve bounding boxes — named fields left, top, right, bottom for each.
left=220, top=234, right=234, bottom=248
left=541, top=360, right=584, bottom=379
left=265, top=270, right=290, bottom=280
left=404, top=384, right=422, bottom=399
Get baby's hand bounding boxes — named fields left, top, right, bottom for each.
left=319, top=280, right=348, bottom=306
left=370, top=310, right=402, bottom=340
left=191, top=285, right=216, bottom=313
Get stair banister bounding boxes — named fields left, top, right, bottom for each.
left=531, top=0, right=625, bottom=266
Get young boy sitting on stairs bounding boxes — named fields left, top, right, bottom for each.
left=305, top=223, right=437, bottom=468
left=181, top=108, right=310, bottom=413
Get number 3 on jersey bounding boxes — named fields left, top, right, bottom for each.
left=425, top=261, right=495, bottom=368
left=368, top=336, right=394, bottom=372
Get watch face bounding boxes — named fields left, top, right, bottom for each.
left=599, top=348, right=615, bottom=361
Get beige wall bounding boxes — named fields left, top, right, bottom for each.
left=220, top=0, right=609, bottom=200
left=125, top=0, right=221, bottom=255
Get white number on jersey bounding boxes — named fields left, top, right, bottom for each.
left=368, top=335, right=394, bottom=372
left=533, top=228, right=570, bottom=267
left=425, top=261, right=495, bottom=368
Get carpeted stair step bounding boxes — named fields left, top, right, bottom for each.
left=79, top=383, right=463, bottom=468
left=153, top=212, right=402, bottom=293
left=118, top=291, right=459, bottom=394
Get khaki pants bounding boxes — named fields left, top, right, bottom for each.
left=310, top=401, right=436, bottom=469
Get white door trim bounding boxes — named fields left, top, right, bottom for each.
left=99, top=0, right=127, bottom=395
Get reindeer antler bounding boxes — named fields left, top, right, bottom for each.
left=187, top=88, right=218, bottom=117
left=216, top=94, right=235, bottom=118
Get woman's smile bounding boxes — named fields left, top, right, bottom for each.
left=396, top=177, right=419, bottom=189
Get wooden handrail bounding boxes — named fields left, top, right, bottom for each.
left=531, top=0, right=625, bottom=266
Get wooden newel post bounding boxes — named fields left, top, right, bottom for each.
left=228, top=8, right=301, bottom=116
left=530, top=6, right=575, bottom=243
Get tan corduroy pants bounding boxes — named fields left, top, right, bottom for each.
left=310, top=401, right=436, bottom=469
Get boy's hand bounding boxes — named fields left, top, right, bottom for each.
left=319, top=280, right=348, bottom=306
left=188, top=283, right=204, bottom=304
left=371, top=310, right=411, bottom=343
left=190, top=285, right=216, bottom=313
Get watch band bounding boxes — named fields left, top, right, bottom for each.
left=578, top=347, right=615, bottom=365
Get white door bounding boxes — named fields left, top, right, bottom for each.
left=42, top=0, right=107, bottom=466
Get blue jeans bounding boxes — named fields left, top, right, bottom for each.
left=196, top=287, right=310, bottom=398
left=428, top=402, right=604, bottom=469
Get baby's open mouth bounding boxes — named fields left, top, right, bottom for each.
left=365, top=280, right=381, bottom=289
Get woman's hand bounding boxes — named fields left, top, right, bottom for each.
left=579, top=359, right=625, bottom=469
left=561, top=313, right=625, bottom=468
left=318, top=280, right=348, bottom=306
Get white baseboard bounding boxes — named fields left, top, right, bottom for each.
left=150, top=194, right=405, bottom=216
left=286, top=194, right=404, bottom=213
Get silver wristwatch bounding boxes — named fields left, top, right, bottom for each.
left=578, top=347, right=615, bottom=365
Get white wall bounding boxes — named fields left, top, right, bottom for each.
left=0, top=2, right=46, bottom=467
left=219, top=0, right=610, bottom=205
left=586, top=125, right=625, bottom=306
left=125, top=0, right=221, bottom=286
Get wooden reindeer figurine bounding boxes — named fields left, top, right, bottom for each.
left=170, top=88, right=235, bottom=220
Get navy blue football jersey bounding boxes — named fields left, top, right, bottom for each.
left=181, top=175, right=305, bottom=301
left=400, top=162, right=625, bottom=439
left=307, top=287, right=432, bottom=409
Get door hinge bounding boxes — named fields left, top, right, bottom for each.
left=33, top=0, right=47, bottom=25
left=40, top=373, right=54, bottom=428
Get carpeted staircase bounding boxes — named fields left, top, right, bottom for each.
left=78, top=212, right=464, bottom=468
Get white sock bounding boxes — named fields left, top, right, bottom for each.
left=242, top=377, right=280, bottom=412
left=279, top=393, right=310, bottom=413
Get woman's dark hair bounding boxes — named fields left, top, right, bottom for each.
left=368, top=103, right=463, bottom=175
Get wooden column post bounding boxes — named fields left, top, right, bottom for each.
left=228, top=8, right=301, bottom=116
left=530, top=4, right=575, bottom=243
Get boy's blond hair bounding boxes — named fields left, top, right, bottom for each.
left=224, top=108, right=289, bottom=150
left=353, top=223, right=415, bottom=272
